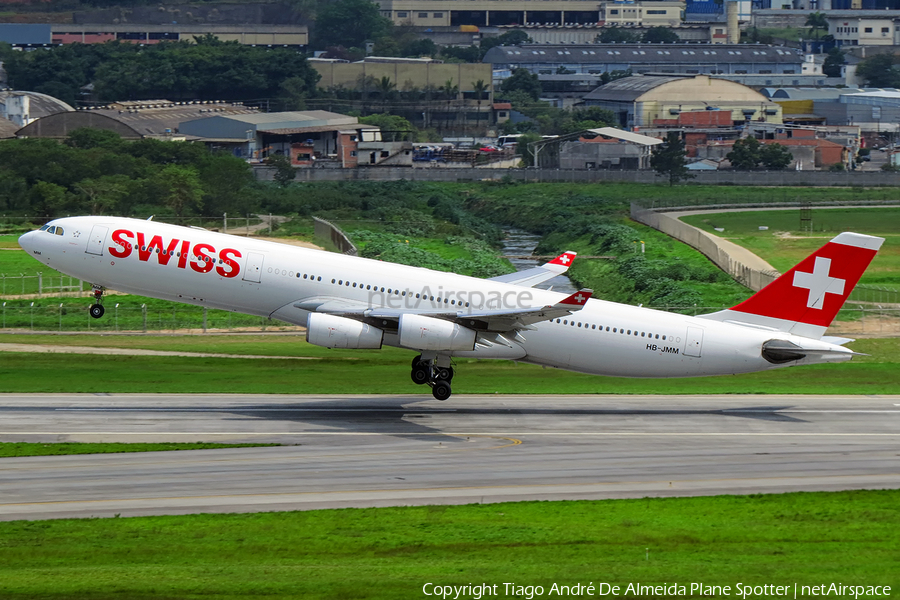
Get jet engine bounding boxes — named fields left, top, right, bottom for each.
left=306, top=313, right=383, bottom=349
left=398, top=314, right=476, bottom=352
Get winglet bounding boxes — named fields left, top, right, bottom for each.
left=558, top=288, right=593, bottom=308
left=542, top=251, right=577, bottom=274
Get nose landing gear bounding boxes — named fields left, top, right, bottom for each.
left=410, top=355, right=455, bottom=400
left=89, top=286, right=105, bottom=319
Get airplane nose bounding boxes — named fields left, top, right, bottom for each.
left=18, top=230, right=37, bottom=253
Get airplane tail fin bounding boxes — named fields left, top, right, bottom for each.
left=698, top=232, right=884, bottom=339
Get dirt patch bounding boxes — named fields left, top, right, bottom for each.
left=829, top=315, right=900, bottom=337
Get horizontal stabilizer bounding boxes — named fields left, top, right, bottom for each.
left=489, top=251, right=577, bottom=287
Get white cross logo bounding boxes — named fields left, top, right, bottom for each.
left=573, top=293, right=586, bottom=304
left=792, top=257, right=846, bottom=310
left=559, top=254, right=571, bottom=264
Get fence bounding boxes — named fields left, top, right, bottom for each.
left=0, top=273, right=88, bottom=298
left=0, top=302, right=896, bottom=336
left=0, top=302, right=296, bottom=333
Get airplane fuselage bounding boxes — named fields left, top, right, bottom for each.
left=20, top=216, right=852, bottom=382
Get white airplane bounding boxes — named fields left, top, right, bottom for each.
left=19, top=216, right=883, bottom=400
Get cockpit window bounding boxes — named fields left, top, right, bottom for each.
left=39, top=225, right=50, bottom=231
left=47, top=226, right=56, bottom=234
left=55, top=227, right=64, bottom=236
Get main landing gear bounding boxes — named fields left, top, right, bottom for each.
left=89, top=285, right=105, bottom=319
left=411, top=355, right=454, bottom=401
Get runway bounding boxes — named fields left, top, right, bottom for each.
left=1, top=393, right=898, bottom=521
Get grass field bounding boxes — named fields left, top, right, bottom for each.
left=0, top=489, right=896, bottom=600
left=0, top=442, right=280, bottom=458
left=0, top=335, right=897, bottom=394
left=680, top=208, right=900, bottom=290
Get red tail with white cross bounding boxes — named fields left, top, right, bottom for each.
left=728, top=232, right=883, bottom=329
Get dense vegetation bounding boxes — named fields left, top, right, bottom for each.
left=0, top=36, right=319, bottom=108
left=0, top=129, right=256, bottom=219
left=0, top=490, right=897, bottom=598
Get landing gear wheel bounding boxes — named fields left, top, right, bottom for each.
left=411, top=366, right=430, bottom=385
left=412, top=355, right=423, bottom=369
left=89, top=304, right=105, bottom=319
left=434, top=367, right=453, bottom=382
left=431, top=380, right=452, bottom=401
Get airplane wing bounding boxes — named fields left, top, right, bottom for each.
left=489, top=251, right=577, bottom=287
left=292, top=288, right=593, bottom=333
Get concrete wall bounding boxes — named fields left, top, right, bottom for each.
left=313, top=217, right=357, bottom=256
left=255, top=165, right=900, bottom=186
left=630, top=204, right=779, bottom=291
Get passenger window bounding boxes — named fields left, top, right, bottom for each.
left=641, top=332, right=645, bottom=337
left=317, top=277, right=321, bottom=281
left=662, top=335, right=667, bottom=340
left=613, top=328, right=617, bottom=333
left=563, top=320, right=568, bottom=325
left=578, top=322, right=582, bottom=327
left=592, top=325, right=596, bottom=329
left=346, top=281, right=350, bottom=286
left=606, top=327, right=610, bottom=331
left=655, top=334, right=659, bottom=339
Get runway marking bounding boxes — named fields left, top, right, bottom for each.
left=53, top=408, right=459, bottom=412
left=2, top=471, right=898, bottom=509
left=2, top=432, right=899, bottom=436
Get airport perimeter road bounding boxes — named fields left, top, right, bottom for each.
left=1, top=394, right=898, bottom=521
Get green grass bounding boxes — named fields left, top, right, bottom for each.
left=0, top=490, right=897, bottom=599
left=0, top=442, right=280, bottom=458
left=0, top=337, right=897, bottom=394
left=680, top=209, right=900, bottom=290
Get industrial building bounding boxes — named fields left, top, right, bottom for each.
left=0, top=23, right=308, bottom=47
left=177, top=111, right=392, bottom=167
left=483, top=43, right=805, bottom=83
left=373, top=0, right=682, bottom=27
left=580, top=74, right=783, bottom=129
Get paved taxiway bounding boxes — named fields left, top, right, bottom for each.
left=1, top=394, right=898, bottom=521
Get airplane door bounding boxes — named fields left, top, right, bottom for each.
left=684, top=326, right=704, bottom=358
left=85, top=225, right=109, bottom=256
left=242, top=252, right=264, bottom=283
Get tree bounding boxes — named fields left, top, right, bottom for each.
left=441, top=78, right=459, bottom=129
left=726, top=137, right=763, bottom=170
left=375, top=76, right=397, bottom=113
left=759, top=143, right=793, bottom=170
left=74, top=175, right=130, bottom=214
left=500, top=68, right=541, bottom=101
left=64, top=128, right=124, bottom=151
left=596, top=28, right=641, bottom=43
left=265, top=154, right=297, bottom=187
left=516, top=132, right=542, bottom=167
left=472, top=79, right=490, bottom=131
left=641, top=27, right=680, bottom=43
left=359, top=113, right=417, bottom=141
left=312, top=0, right=393, bottom=50
left=855, top=54, right=900, bottom=87
left=156, top=164, right=203, bottom=217
left=805, top=12, right=828, bottom=41
left=823, top=48, right=846, bottom=78
left=650, top=132, right=694, bottom=186
left=278, top=76, right=314, bottom=111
